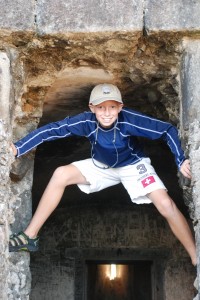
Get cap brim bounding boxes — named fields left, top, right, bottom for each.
left=90, top=97, right=123, bottom=105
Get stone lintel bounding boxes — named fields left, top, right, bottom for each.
left=145, top=0, right=200, bottom=32
left=0, top=1, right=200, bottom=35
left=0, top=0, right=35, bottom=31
left=36, top=0, right=144, bottom=34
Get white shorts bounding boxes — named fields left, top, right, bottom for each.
left=72, top=158, right=166, bottom=204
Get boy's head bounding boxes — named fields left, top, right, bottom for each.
left=89, top=83, right=123, bottom=105
left=89, top=84, right=123, bottom=128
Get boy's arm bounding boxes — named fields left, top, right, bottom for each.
left=13, top=120, right=73, bottom=157
left=12, top=112, right=90, bottom=157
left=123, top=108, right=186, bottom=169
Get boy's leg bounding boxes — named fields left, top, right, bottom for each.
left=11, top=164, right=87, bottom=245
left=148, top=189, right=197, bottom=266
left=9, top=159, right=120, bottom=252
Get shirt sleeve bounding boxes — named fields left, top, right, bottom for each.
left=14, top=113, right=89, bottom=157
left=123, top=109, right=186, bottom=169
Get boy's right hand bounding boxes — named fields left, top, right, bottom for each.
left=11, top=143, right=17, bottom=156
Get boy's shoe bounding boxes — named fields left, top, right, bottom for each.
left=9, top=231, right=39, bottom=252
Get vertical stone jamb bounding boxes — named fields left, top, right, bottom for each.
left=180, top=39, right=200, bottom=298
left=0, top=50, right=32, bottom=300
left=0, top=52, right=12, bottom=299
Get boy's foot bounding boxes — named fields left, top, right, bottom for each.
left=9, top=231, right=39, bottom=252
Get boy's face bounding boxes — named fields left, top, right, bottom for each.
left=89, top=100, right=123, bottom=128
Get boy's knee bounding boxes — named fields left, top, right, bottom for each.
left=154, top=196, right=176, bottom=218
left=52, top=164, right=82, bottom=186
left=52, top=165, right=70, bottom=184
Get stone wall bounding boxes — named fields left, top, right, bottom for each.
left=0, top=51, right=34, bottom=299
left=0, top=52, right=13, bottom=300
left=30, top=205, right=196, bottom=300
left=180, top=40, right=200, bottom=297
left=0, top=0, right=200, bottom=299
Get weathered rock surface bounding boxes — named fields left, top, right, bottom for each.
left=145, top=0, right=200, bottom=32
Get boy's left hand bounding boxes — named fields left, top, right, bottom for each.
left=11, top=143, right=17, bottom=156
left=180, top=159, right=191, bottom=179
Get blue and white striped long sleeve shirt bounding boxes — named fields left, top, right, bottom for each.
left=14, top=107, right=185, bottom=169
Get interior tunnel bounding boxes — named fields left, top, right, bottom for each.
left=32, top=68, right=186, bottom=214
left=30, top=68, right=191, bottom=299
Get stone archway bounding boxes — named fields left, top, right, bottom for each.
left=2, top=31, right=198, bottom=300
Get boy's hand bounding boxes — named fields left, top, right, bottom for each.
left=11, top=143, right=17, bottom=156
left=180, top=159, right=191, bottom=179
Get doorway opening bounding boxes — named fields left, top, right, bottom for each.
left=86, top=260, right=152, bottom=300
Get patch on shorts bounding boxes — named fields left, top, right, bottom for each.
left=141, top=175, right=156, bottom=188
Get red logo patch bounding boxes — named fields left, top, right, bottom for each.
left=141, top=176, right=155, bottom=188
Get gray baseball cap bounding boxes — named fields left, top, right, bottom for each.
left=89, top=83, right=123, bottom=105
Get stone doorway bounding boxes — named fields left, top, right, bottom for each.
left=86, top=260, right=152, bottom=300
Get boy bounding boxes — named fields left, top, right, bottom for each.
left=9, top=83, right=196, bottom=265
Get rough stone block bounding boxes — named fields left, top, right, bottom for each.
left=0, top=203, right=7, bottom=224
left=9, top=253, right=31, bottom=299
left=31, top=258, right=75, bottom=300
left=195, top=223, right=200, bottom=284
left=145, top=0, right=200, bottom=32
left=36, top=0, right=143, bottom=34
left=0, top=0, right=35, bottom=31
left=180, top=40, right=200, bottom=130
left=0, top=53, right=10, bottom=123
left=0, top=225, right=7, bottom=251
